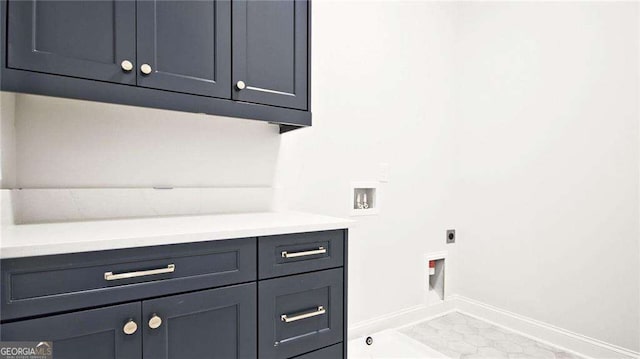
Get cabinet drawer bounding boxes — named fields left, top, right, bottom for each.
left=258, top=230, right=344, bottom=279
left=292, top=344, right=343, bottom=359
left=258, top=268, right=344, bottom=359
left=1, top=238, right=256, bottom=321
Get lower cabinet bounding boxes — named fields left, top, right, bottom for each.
left=1, top=284, right=257, bottom=359
left=2, top=302, right=142, bottom=359
left=259, top=269, right=344, bottom=359
left=0, top=230, right=348, bottom=359
left=143, top=283, right=256, bottom=359
left=293, top=344, right=343, bottom=359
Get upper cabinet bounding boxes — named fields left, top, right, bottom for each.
left=136, top=0, right=231, bottom=98
left=232, top=0, right=308, bottom=110
left=1, top=0, right=311, bottom=131
left=7, top=0, right=136, bottom=85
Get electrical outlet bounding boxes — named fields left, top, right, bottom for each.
left=446, top=229, right=456, bottom=244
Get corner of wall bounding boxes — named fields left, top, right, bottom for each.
left=0, top=189, right=16, bottom=226
left=0, top=92, right=17, bottom=189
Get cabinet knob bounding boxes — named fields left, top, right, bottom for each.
left=140, top=64, right=153, bottom=75
left=148, top=314, right=162, bottom=329
left=121, top=60, right=134, bottom=72
left=235, top=81, right=246, bottom=91
left=123, top=319, right=138, bottom=335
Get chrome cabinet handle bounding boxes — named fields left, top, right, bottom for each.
left=123, top=319, right=138, bottom=335
left=235, top=80, right=246, bottom=90
left=140, top=63, right=152, bottom=75
left=121, top=60, right=133, bottom=72
left=148, top=314, right=162, bottom=329
left=104, top=264, right=175, bottom=281
left=281, top=306, right=326, bottom=323
left=281, top=247, right=326, bottom=258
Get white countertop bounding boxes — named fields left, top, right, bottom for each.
left=0, top=211, right=353, bottom=259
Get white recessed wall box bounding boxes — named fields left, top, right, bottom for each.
left=424, top=251, right=447, bottom=306
left=350, top=181, right=380, bottom=216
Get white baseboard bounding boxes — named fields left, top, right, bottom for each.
left=450, top=295, right=639, bottom=359
left=348, top=300, right=456, bottom=341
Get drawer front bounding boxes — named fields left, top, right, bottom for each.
left=259, top=268, right=344, bottom=359
left=292, top=344, right=343, bottom=359
left=258, top=230, right=344, bottom=279
left=1, top=238, right=256, bottom=321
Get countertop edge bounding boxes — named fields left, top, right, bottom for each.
left=0, top=212, right=353, bottom=259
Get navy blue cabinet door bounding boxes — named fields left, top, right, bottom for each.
left=232, top=0, right=308, bottom=110
left=142, top=283, right=257, bottom=359
left=1, top=302, right=141, bottom=359
left=7, top=0, right=136, bottom=84
left=136, top=0, right=231, bottom=98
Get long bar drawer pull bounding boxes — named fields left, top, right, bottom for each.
left=104, top=264, right=175, bottom=281
left=281, top=306, right=326, bottom=323
left=281, top=247, right=326, bottom=258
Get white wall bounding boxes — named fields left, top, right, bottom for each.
left=13, top=94, right=280, bottom=188
left=451, top=2, right=639, bottom=351
left=1, top=94, right=281, bottom=222
left=0, top=93, right=16, bottom=188
left=279, top=0, right=640, bottom=351
left=276, top=1, right=457, bottom=325
left=0, top=93, right=17, bottom=226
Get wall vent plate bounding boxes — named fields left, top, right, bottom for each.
left=446, top=229, right=455, bottom=244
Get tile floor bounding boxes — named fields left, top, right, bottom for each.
left=398, top=312, right=583, bottom=359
